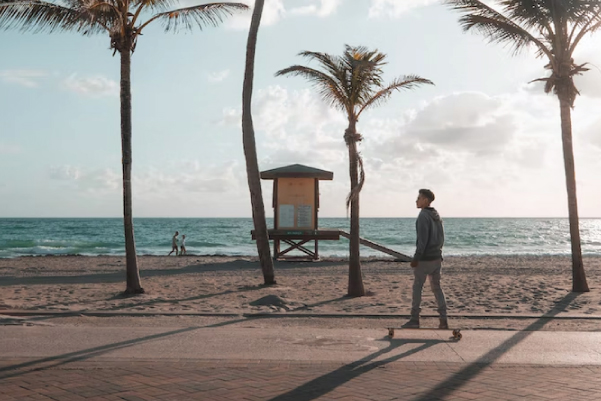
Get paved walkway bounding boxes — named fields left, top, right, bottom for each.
left=2, top=359, right=601, bottom=401
left=1, top=323, right=601, bottom=400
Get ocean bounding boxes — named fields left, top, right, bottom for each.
left=0, top=218, right=600, bottom=259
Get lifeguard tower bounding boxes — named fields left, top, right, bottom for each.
left=251, top=163, right=412, bottom=262
left=252, top=164, right=340, bottom=261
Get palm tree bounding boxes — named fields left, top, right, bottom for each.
left=242, top=0, right=276, bottom=285
left=445, top=0, right=601, bottom=293
left=276, top=46, right=433, bottom=296
left=0, top=0, right=248, bottom=294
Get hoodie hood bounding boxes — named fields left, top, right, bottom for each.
left=423, top=207, right=441, bottom=222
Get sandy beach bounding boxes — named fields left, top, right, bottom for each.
left=1, top=255, right=601, bottom=331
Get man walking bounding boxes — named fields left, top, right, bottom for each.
left=403, top=189, right=448, bottom=329
left=168, top=231, right=179, bottom=256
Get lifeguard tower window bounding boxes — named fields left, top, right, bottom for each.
left=277, top=178, right=315, bottom=229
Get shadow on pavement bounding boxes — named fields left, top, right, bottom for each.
left=266, top=337, right=452, bottom=401
left=263, top=292, right=582, bottom=401
left=0, top=317, right=248, bottom=380
left=411, top=292, right=581, bottom=401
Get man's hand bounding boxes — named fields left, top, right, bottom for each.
left=410, top=260, right=418, bottom=268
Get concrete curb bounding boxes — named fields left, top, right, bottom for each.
left=2, top=309, right=601, bottom=320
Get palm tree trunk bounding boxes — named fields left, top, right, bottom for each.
left=558, top=94, right=589, bottom=293
left=120, top=45, right=143, bottom=294
left=346, top=121, right=365, bottom=297
left=242, top=0, right=275, bottom=285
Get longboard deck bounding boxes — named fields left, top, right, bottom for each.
left=387, top=327, right=462, bottom=340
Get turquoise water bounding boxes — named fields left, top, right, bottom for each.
left=1, top=218, right=600, bottom=258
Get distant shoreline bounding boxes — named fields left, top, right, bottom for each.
left=3, top=253, right=601, bottom=260
left=1, top=216, right=601, bottom=219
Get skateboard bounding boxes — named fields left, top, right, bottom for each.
left=387, top=327, right=462, bottom=340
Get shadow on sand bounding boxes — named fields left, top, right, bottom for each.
left=0, top=258, right=357, bottom=287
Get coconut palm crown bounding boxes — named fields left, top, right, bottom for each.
left=276, top=45, right=433, bottom=297
left=0, top=0, right=248, bottom=54
left=0, top=0, right=248, bottom=294
left=446, top=0, right=601, bottom=292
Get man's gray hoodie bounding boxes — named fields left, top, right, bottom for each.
left=413, top=207, right=444, bottom=262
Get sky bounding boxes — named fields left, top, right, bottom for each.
left=1, top=0, right=601, bottom=218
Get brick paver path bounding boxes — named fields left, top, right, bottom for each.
left=1, top=359, right=600, bottom=401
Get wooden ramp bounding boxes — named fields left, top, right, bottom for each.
left=338, top=230, right=412, bottom=262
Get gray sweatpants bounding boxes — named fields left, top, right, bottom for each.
left=411, top=259, right=447, bottom=319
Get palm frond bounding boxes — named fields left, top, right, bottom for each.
left=297, top=50, right=342, bottom=81
left=569, top=8, right=601, bottom=55
left=501, top=0, right=554, bottom=35
left=139, top=2, right=248, bottom=33
left=132, top=0, right=177, bottom=14
left=358, top=76, right=434, bottom=117
left=295, top=49, right=355, bottom=107
left=0, top=0, right=106, bottom=34
left=85, top=1, right=121, bottom=30
left=275, top=65, right=349, bottom=113
left=445, top=0, right=553, bottom=59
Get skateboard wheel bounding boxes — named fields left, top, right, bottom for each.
left=388, top=328, right=395, bottom=338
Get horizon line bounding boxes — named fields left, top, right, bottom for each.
left=1, top=216, right=600, bottom=219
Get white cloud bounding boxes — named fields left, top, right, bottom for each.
left=0, top=142, right=21, bottom=154
left=49, top=165, right=82, bottom=181
left=213, top=80, right=601, bottom=217
left=580, top=116, right=601, bottom=149
left=367, top=0, right=501, bottom=19
left=290, top=0, right=343, bottom=17
left=219, top=84, right=346, bottom=155
left=208, top=69, right=230, bottom=83
left=368, top=0, right=438, bottom=19
left=49, top=165, right=120, bottom=194
left=372, top=92, right=522, bottom=161
left=218, top=84, right=354, bottom=216
left=0, top=70, right=48, bottom=88
left=219, top=107, right=241, bottom=127
left=47, top=161, right=242, bottom=197
left=63, top=74, right=119, bottom=97
left=228, top=0, right=286, bottom=29
left=227, top=0, right=342, bottom=29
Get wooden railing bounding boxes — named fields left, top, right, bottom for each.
left=338, top=230, right=412, bottom=262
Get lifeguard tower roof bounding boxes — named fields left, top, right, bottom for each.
left=260, top=164, right=333, bottom=180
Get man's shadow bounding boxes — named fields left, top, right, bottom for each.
left=265, top=291, right=583, bottom=401
left=267, top=335, right=457, bottom=401
left=411, top=291, right=582, bottom=401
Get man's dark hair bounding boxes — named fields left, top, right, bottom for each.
left=419, top=189, right=435, bottom=203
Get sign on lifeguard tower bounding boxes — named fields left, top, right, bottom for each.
left=254, top=164, right=340, bottom=260
left=274, top=178, right=315, bottom=229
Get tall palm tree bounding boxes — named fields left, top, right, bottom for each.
left=242, top=0, right=276, bottom=285
left=445, top=0, right=601, bottom=293
left=276, top=46, right=433, bottom=296
left=0, top=0, right=248, bottom=294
